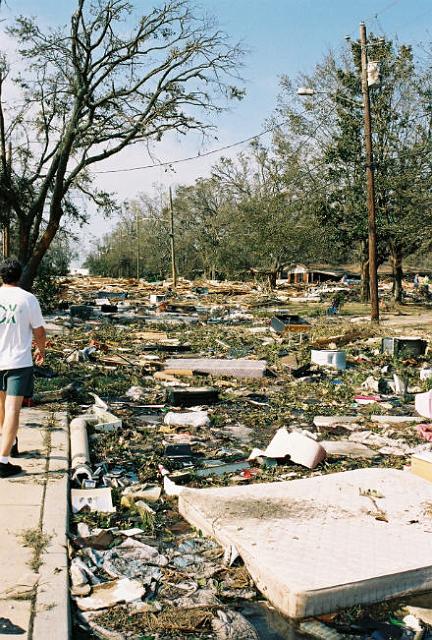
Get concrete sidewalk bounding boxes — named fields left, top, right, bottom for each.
left=0, top=409, right=69, bottom=639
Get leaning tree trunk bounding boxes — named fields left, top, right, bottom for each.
left=20, top=220, right=59, bottom=291
left=390, top=244, right=404, bottom=303
left=360, top=243, right=370, bottom=303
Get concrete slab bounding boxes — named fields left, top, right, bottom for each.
left=179, top=469, right=432, bottom=618
left=321, top=440, right=376, bottom=459
left=0, top=410, right=69, bottom=640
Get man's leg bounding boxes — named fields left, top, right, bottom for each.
left=0, top=395, right=24, bottom=457
left=0, top=391, right=5, bottom=435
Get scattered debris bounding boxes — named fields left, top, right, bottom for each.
left=48, top=275, right=432, bottom=637
left=76, top=578, right=145, bottom=611
left=212, top=609, right=259, bottom=639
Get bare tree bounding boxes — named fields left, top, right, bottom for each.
left=0, top=0, right=243, bottom=287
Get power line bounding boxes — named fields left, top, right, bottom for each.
left=94, top=133, right=268, bottom=174
left=89, top=101, right=432, bottom=177
left=93, top=102, right=328, bottom=175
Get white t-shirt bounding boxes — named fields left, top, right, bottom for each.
left=0, top=286, right=45, bottom=369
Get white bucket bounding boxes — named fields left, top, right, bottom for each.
left=311, top=349, right=346, bottom=371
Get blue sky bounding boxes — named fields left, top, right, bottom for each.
left=2, top=0, right=432, bottom=255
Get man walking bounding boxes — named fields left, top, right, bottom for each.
left=0, top=259, right=46, bottom=478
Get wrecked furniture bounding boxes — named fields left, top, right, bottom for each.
left=382, top=337, right=427, bottom=357
left=270, top=314, right=311, bottom=335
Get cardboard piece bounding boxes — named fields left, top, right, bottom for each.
left=249, top=428, right=326, bottom=470
left=71, top=488, right=116, bottom=513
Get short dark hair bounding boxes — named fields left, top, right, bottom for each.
left=0, top=259, right=22, bottom=284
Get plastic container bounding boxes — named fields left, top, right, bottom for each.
left=311, top=349, right=346, bottom=371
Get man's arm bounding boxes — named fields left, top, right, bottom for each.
left=33, top=326, right=46, bottom=365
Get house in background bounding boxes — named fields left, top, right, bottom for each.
left=281, top=264, right=341, bottom=285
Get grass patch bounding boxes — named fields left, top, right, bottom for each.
left=20, top=528, right=52, bottom=572
left=96, top=607, right=214, bottom=635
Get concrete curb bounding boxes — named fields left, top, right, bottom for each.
left=32, top=412, right=70, bottom=640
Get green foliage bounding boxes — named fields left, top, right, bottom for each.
left=33, top=234, right=74, bottom=312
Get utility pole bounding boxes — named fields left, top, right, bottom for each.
left=169, top=186, right=177, bottom=288
left=135, top=206, right=140, bottom=280
left=360, top=22, right=379, bottom=322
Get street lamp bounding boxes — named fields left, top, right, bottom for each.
left=297, top=87, right=315, bottom=97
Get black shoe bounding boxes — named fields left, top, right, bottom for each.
left=11, top=439, right=19, bottom=458
left=0, top=462, right=22, bottom=478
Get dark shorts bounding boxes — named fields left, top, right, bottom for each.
left=0, top=367, right=34, bottom=397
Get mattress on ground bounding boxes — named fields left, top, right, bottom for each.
left=179, top=468, right=432, bottom=618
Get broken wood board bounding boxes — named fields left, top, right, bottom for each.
left=313, top=416, right=360, bottom=428
left=164, top=358, right=267, bottom=379
left=179, top=469, right=432, bottom=618
left=371, top=415, right=424, bottom=424
left=321, top=440, right=376, bottom=459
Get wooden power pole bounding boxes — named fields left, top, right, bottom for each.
left=360, top=22, right=379, bottom=322
left=135, top=205, right=140, bottom=280
left=169, top=187, right=177, bottom=288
